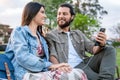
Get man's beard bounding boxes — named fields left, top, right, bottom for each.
left=58, top=19, right=72, bottom=29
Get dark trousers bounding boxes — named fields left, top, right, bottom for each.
left=75, top=46, right=116, bottom=80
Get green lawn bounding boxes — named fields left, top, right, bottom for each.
left=115, top=48, right=120, bottom=79
left=116, top=48, right=120, bottom=73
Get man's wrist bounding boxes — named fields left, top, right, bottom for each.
left=99, top=44, right=106, bottom=49
left=100, top=42, right=106, bottom=47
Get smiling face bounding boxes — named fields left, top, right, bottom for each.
left=57, top=7, right=73, bottom=29
left=33, top=7, right=46, bottom=26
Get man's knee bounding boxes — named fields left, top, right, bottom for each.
left=103, top=46, right=116, bottom=55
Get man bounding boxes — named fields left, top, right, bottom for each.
left=46, top=3, right=116, bottom=80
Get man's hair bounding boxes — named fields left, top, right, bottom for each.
left=59, top=3, right=75, bottom=16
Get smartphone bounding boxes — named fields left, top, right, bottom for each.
left=94, top=28, right=106, bottom=46
left=99, top=28, right=106, bottom=32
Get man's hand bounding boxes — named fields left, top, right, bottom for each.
left=93, top=32, right=107, bottom=54
left=49, top=63, right=72, bottom=72
left=57, top=66, right=72, bottom=73
left=96, top=32, right=106, bottom=47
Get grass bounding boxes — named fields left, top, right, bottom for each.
left=115, top=48, right=120, bottom=76
left=116, top=48, right=120, bottom=75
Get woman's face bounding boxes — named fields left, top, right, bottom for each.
left=33, top=7, right=46, bottom=26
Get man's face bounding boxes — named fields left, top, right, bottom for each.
left=57, top=7, right=73, bottom=29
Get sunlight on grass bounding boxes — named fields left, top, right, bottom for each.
left=115, top=48, right=120, bottom=79
left=116, top=48, right=120, bottom=74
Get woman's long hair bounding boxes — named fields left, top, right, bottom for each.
left=21, top=2, right=45, bottom=35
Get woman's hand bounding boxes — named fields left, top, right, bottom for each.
left=49, top=63, right=72, bottom=72
left=57, top=66, right=72, bottom=73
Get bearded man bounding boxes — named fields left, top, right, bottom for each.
left=46, top=3, right=116, bottom=80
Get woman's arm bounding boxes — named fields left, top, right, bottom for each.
left=12, top=27, right=50, bottom=72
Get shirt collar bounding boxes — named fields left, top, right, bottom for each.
left=56, top=26, right=70, bottom=33
left=23, top=25, right=31, bottom=34
left=56, top=26, right=75, bottom=35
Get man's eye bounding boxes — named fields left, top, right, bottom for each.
left=63, top=13, right=67, bottom=15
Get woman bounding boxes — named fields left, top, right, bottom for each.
left=5, top=2, right=87, bottom=80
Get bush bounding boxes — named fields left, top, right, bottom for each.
left=112, top=41, right=120, bottom=48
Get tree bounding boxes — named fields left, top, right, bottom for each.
left=74, top=0, right=108, bottom=19
left=33, top=0, right=107, bottom=37
left=72, top=13, right=99, bottom=37
left=73, top=0, right=107, bottom=37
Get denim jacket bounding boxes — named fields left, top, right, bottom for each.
left=5, top=26, right=52, bottom=80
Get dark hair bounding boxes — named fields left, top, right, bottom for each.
left=21, top=2, right=45, bottom=26
left=21, top=2, right=45, bottom=35
left=59, top=3, right=75, bottom=16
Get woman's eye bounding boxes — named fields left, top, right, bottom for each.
left=40, top=11, right=45, bottom=14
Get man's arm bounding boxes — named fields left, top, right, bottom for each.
left=45, top=33, right=60, bottom=64
left=92, top=31, right=106, bottom=54
left=50, top=55, right=59, bottom=64
left=93, top=46, right=105, bottom=54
